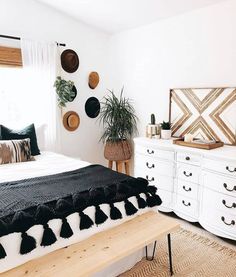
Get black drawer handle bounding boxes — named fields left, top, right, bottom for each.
left=185, top=156, right=190, bottom=161
left=146, top=162, right=155, bottom=169
left=183, top=186, right=192, bottom=192
left=146, top=175, right=154, bottom=182
left=223, top=183, right=236, bottom=192
left=221, top=216, right=235, bottom=226
left=183, top=171, right=192, bottom=177
left=222, top=200, right=236, bottom=209
left=147, top=149, right=154, bottom=154
left=226, top=166, right=236, bottom=173
left=182, top=200, right=191, bottom=206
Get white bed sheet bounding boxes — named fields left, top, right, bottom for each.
left=0, top=152, right=152, bottom=275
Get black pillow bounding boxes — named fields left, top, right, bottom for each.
left=0, top=124, right=40, bottom=156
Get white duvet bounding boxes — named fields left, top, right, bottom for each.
left=0, top=152, right=152, bottom=275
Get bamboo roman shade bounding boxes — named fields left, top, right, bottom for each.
left=0, top=46, right=22, bottom=67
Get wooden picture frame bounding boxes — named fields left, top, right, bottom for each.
left=169, top=87, right=236, bottom=145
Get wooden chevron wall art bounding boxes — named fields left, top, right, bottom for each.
left=169, top=88, right=236, bottom=145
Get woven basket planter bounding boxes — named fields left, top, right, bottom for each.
left=104, top=140, right=132, bottom=161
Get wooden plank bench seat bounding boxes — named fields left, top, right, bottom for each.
left=2, top=212, right=180, bottom=277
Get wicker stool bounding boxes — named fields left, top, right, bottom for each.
left=108, top=160, right=130, bottom=175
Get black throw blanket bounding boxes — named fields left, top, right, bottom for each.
left=0, top=165, right=162, bottom=259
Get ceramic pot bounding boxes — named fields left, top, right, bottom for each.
left=161, top=129, right=172, bottom=140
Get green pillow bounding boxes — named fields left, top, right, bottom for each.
left=0, top=124, right=40, bottom=156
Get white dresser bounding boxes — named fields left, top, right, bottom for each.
left=134, top=137, right=236, bottom=240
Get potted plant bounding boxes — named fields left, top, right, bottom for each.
left=54, top=76, right=76, bottom=108
left=99, top=89, right=138, bottom=161
left=160, top=121, right=172, bottom=139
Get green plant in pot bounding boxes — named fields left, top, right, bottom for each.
left=54, top=76, right=76, bottom=108
left=160, top=121, right=172, bottom=139
left=99, top=88, right=138, bottom=161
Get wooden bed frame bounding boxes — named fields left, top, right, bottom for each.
left=2, top=212, right=180, bottom=277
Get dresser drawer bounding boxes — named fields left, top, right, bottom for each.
left=202, top=187, right=236, bottom=216
left=177, top=152, right=201, bottom=166
left=134, top=166, right=174, bottom=191
left=203, top=158, right=236, bottom=177
left=135, top=144, right=174, bottom=161
left=134, top=154, right=175, bottom=177
left=202, top=208, right=236, bottom=236
left=176, top=179, right=199, bottom=200
left=175, top=194, right=198, bottom=218
left=202, top=171, right=236, bottom=197
left=176, top=163, right=200, bottom=184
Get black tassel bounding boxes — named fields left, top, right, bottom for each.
left=110, top=203, right=122, bottom=220
left=95, top=205, right=108, bottom=225
left=20, top=232, right=36, bottom=255
left=73, top=191, right=89, bottom=210
left=147, top=185, right=157, bottom=194
left=40, top=223, right=57, bottom=247
left=79, top=211, right=94, bottom=230
left=60, top=218, right=73, bottom=239
left=35, top=204, right=54, bottom=225
left=56, top=199, right=73, bottom=217
left=146, top=193, right=162, bottom=207
left=124, top=199, right=138, bottom=216
left=0, top=243, right=6, bottom=259
left=136, top=194, right=147, bottom=209
left=11, top=211, right=34, bottom=233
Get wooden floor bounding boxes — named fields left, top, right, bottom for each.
left=2, top=212, right=180, bottom=277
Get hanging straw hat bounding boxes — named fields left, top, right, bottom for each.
left=61, top=49, right=79, bottom=73
left=88, top=72, right=99, bottom=89
left=63, top=111, right=80, bottom=131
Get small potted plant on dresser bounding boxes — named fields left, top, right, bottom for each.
left=99, top=88, right=138, bottom=164
left=160, top=121, right=172, bottom=139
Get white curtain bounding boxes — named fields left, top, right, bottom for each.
left=20, top=39, right=61, bottom=152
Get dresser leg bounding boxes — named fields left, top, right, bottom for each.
left=124, top=160, right=130, bottom=175
left=167, top=233, right=173, bottom=276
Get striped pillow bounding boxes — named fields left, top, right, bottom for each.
left=0, top=139, right=34, bottom=165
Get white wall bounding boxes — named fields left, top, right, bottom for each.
left=107, top=0, right=236, bottom=136
left=0, top=0, right=109, bottom=164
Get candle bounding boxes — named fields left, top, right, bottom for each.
left=184, top=134, right=194, bottom=143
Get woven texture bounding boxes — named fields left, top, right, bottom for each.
left=120, top=228, right=236, bottom=277
left=104, top=140, right=132, bottom=161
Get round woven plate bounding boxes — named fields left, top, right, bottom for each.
left=85, top=97, right=100, bottom=118
left=63, top=111, right=80, bottom=131
left=88, top=72, right=99, bottom=89
left=61, top=49, right=79, bottom=73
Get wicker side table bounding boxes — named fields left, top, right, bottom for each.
left=108, top=160, right=130, bottom=175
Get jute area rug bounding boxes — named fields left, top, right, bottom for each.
left=120, top=228, right=236, bottom=277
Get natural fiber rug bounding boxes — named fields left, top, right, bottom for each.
left=120, top=228, right=236, bottom=277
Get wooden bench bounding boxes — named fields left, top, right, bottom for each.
left=2, top=212, right=180, bottom=277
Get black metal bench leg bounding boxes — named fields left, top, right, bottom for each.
left=167, top=233, right=173, bottom=276
left=145, top=241, right=157, bottom=261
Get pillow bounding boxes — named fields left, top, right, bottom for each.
left=0, top=124, right=40, bottom=156
left=0, top=139, right=34, bottom=165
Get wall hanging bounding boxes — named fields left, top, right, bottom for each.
left=85, top=97, right=100, bottom=118
left=170, top=87, right=236, bottom=145
left=54, top=76, right=77, bottom=107
left=88, top=71, right=99, bottom=89
left=61, top=49, right=79, bottom=73
left=63, top=111, right=80, bottom=131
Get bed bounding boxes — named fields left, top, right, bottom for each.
left=0, top=152, right=162, bottom=276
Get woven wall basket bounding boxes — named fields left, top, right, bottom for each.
left=104, top=140, right=132, bottom=161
